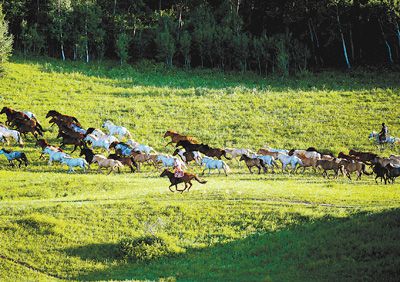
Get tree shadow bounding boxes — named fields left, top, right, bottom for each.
left=13, top=57, right=400, bottom=92
left=69, top=209, right=400, bottom=281
left=64, top=243, right=119, bottom=263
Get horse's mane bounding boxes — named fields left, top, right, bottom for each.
left=1, top=148, right=11, bottom=153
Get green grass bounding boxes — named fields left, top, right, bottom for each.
left=0, top=57, right=400, bottom=281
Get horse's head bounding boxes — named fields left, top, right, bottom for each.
left=109, top=141, right=118, bottom=149
left=368, top=132, right=377, bottom=139
left=0, top=148, right=5, bottom=154
left=0, top=107, right=8, bottom=114
left=46, top=110, right=58, bottom=118
left=102, top=120, right=112, bottom=128
left=160, top=169, right=170, bottom=177
left=163, top=131, right=172, bottom=138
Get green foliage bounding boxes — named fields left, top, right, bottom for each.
left=119, top=234, right=184, bottom=261
left=0, top=4, right=12, bottom=68
left=179, top=30, right=191, bottom=68
left=116, top=33, right=130, bottom=65
left=20, top=21, right=45, bottom=55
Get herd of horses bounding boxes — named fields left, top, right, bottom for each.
left=0, top=107, right=400, bottom=192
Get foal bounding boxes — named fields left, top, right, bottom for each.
left=239, top=154, right=266, bottom=174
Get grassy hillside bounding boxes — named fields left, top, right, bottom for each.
left=0, top=57, right=400, bottom=281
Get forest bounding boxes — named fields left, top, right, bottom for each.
left=1, top=0, right=400, bottom=74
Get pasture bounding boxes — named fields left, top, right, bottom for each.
left=0, top=57, right=400, bottom=281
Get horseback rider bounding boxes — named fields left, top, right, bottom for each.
left=173, top=158, right=185, bottom=178
left=379, top=123, right=388, bottom=142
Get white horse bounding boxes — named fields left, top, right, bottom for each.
left=92, top=155, right=124, bottom=174
left=102, top=120, right=132, bottom=139
left=225, top=148, right=254, bottom=167
left=84, top=134, right=111, bottom=151
left=0, top=125, right=23, bottom=146
left=71, top=124, right=87, bottom=134
left=126, top=139, right=155, bottom=154
left=201, top=156, right=230, bottom=176
left=369, top=131, right=400, bottom=149
left=264, top=147, right=289, bottom=154
left=157, top=155, right=187, bottom=169
left=276, top=153, right=303, bottom=173
left=43, top=147, right=69, bottom=165
left=60, top=156, right=89, bottom=173
left=88, top=128, right=119, bottom=143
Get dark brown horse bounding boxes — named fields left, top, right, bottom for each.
left=164, top=130, right=198, bottom=146
left=239, top=154, right=266, bottom=174
left=160, top=169, right=207, bottom=193
left=46, top=110, right=81, bottom=127
left=57, top=131, right=85, bottom=153
left=12, top=119, right=43, bottom=139
left=349, top=149, right=378, bottom=164
left=202, top=147, right=231, bottom=160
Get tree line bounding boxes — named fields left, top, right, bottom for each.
left=1, top=0, right=400, bottom=75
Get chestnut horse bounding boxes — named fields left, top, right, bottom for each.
left=160, top=169, right=207, bottom=193
left=164, top=130, right=198, bottom=146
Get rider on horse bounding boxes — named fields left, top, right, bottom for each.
left=173, top=158, right=185, bottom=178
left=379, top=123, right=388, bottom=143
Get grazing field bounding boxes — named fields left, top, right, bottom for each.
left=0, top=57, right=400, bottom=281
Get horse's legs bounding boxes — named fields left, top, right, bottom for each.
left=257, top=165, right=261, bottom=174
left=187, top=181, right=193, bottom=191
left=17, top=159, right=22, bottom=168
left=248, top=165, right=253, bottom=174
left=168, top=184, right=175, bottom=192
left=218, top=168, right=221, bottom=175
left=202, top=168, right=206, bottom=175
left=208, top=168, right=211, bottom=175
left=70, top=145, right=78, bottom=154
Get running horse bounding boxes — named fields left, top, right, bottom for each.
left=164, top=130, right=198, bottom=147
left=160, top=169, right=207, bottom=193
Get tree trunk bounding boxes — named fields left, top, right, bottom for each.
left=113, top=0, right=117, bottom=15
left=336, top=6, right=351, bottom=69
left=349, top=25, right=355, bottom=61
left=395, top=22, right=400, bottom=51
left=379, top=21, right=393, bottom=64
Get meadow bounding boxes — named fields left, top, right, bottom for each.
left=0, top=57, right=400, bottom=281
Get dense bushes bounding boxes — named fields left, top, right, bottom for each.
left=118, top=234, right=184, bottom=261
left=2, top=1, right=400, bottom=74
left=0, top=4, right=12, bottom=72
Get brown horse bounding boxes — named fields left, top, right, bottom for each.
left=202, top=147, right=231, bottom=160
left=164, top=130, right=198, bottom=146
left=57, top=131, right=85, bottom=153
left=46, top=110, right=81, bottom=127
left=108, top=153, right=138, bottom=173
left=239, top=154, right=266, bottom=174
left=12, top=119, right=43, bottom=138
left=0, top=107, right=30, bottom=126
left=160, top=169, right=207, bottom=193
left=257, top=148, right=279, bottom=159
left=316, top=159, right=343, bottom=179
left=339, top=159, right=372, bottom=180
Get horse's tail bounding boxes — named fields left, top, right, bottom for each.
left=17, top=131, right=24, bottom=147
left=20, top=152, right=29, bottom=165
left=194, top=175, right=207, bottom=184
left=222, top=162, right=231, bottom=172
left=362, top=163, right=373, bottom=175
left=223, top=150, right=232, bottom=160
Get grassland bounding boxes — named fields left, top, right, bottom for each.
left=0, top=57, right=400, bottom=281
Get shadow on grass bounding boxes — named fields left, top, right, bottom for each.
left=69, top=209, right=400, bottom=281
left=12, top=56, right=400, bottom=92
